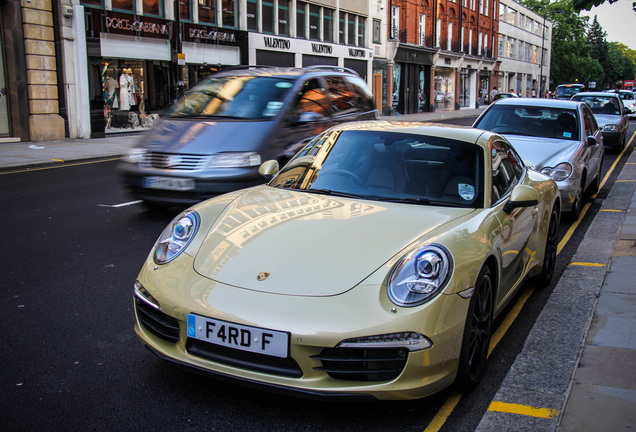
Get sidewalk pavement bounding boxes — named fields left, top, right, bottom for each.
left=2, top=107, right=635, bottom=430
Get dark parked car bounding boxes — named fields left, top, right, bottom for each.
left=118, top=66, right=378, bottom=208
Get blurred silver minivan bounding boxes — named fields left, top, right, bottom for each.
left=118, top=66, right=378, bottom=208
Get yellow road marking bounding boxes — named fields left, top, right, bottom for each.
left=52, top=158, right=65, bottom=162
left=617, top=180, right=636, bottom=182
left=570, top=262, right=605, bottom=267
left=423, top=130, right=635, bottom=432
left=0, top=157, right=123, bottom=175
left=600, top=209, right=624, bottom=212
left=423, top=392, right=463, bottom=432
left=488, top=401, right=559, bottom=419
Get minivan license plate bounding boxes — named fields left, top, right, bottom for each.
left=187, top=314, right=289, bottom=358
left=143, top=176, right=195, bottom=191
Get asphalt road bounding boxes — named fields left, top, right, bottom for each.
left=1, top=118, right=633, bottom=432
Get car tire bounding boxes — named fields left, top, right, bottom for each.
left=587, top=158, right=603, bottom=196
left=535, top=207, right=559, bottom=286
left=456, top=266, right=494, bottom=389
left=567, top=179, right=584, bottom=221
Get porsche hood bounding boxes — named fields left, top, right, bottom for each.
left=192, top=187, right=472, bottom=296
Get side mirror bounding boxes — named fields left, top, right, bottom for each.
left=258, top=160, right=280, bottom=179
left=587, top=135, right=598, bottom=146
left=503, top=184, right=540, bottom=213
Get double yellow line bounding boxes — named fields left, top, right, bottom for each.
left=424, top=131, right=635, bottom=432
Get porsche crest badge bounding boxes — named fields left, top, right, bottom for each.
left=257, top=272, right=270, bottom=281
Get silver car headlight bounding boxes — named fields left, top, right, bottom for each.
left=124, top=147, right=146, bottom=163
left=541, top=163, right=573, bottom=182
left=388, top=245, right=453, bottom=307
left=154, top=211, right=200, bottom=264
left=603, top=124, right=618, bottom=131
left=208, top=152, right=261, bottom=168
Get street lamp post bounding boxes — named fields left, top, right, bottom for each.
left=539, top=14, right=546, bottom=97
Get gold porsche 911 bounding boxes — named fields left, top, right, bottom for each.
left=133, top=121, right=560, bottom=400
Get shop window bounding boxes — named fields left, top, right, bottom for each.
left=222, top=0, right=237, bottom=28
left=278, top=0, right=290, bottom=36
left=323, top=8, right=334, bottom=43
left=263, top=0, right=275, bottom=34
left=179, top=0, right=191, bottom=21
left=309, top=4, right=320, bottom=41
left=199, top=0, right=216, bottom=24
left=247, top=0, right=258, bottom=31
left=143, top=0, right=162, bottom=17
left=297, top=1, right=306, bottom=39
left=112, top=0, right=135, bottom=13
left=100, top=61, right=161, bottom=134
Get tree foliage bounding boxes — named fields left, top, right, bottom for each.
left=571, top=0, right=636, bottom=13
left=521, top=0, right=636, bottom=90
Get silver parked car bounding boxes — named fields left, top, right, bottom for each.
left=473, top=98, right=604, bottom=220
left=570, top=91, right=629, bottom=151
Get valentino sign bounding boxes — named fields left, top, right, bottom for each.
left=264, top=37, right=291, bottom=50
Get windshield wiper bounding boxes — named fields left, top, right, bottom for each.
left=305, top=188, right=368, bottom=199
left=381, top=197, right=471, bottom=207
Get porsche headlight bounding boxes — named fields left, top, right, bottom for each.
left=208, top=152, right=261, bottom=168
left=541, top=162, right=573, bottom=182
left=603, top=124, right=618, bottom=131
left=388, top=245, right=453, bottom=307
left=154, top=211, right=200, bottom=264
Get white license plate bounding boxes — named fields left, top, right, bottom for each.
left=143, top=176, right=195, bottom=191
left=187, top=314, right=289, bottom=358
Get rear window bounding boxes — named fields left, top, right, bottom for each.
left=164, top=76, right=294, bottom=120
left=475, top=104, right=580, bottom=141
left=556, top=84, right=585, bottom=99
left=571, top=95, right=621, bottom=116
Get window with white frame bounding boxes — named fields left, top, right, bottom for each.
left=357, top=16, right=366, bottom=47
left=309, top=4, right=320, bottom=40
left=419, top=13, right=426, bottom=45
left=478, top=31, right=482, bottom=54
left=222, top=0, right=237, bottom=28
left=323, top=8, right=334, bottom=42
left=391, top=5, right=400, bottom=39
left=373, top=19, right=381, bottom=44
left=469, top=28, right=473, bottom=54
left=278, top=0, right=290, bottom=36
left=297, top=1, right=307, bottom=38
left=448, top=22, right=453, bottom=50
left=479, top=0, right=483, bottom=14
left=263, top=0, right=275, bottom=34
left=436, top=18, right=441, bottom=47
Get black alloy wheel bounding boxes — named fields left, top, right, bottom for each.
left=456, top=266, right=494, bottom=389
left=536, top=207, right=559, bottom=286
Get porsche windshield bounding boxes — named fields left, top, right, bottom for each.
left=164, top=76, right=294, bottom=120
left=269, top=130, right=485, bottom=208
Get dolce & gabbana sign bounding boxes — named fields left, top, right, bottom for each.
left=184, top=23, right=241, bottom=46
left=105, top=16, right=168, bottom=35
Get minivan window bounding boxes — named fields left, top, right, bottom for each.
left=165, top=76, right=295, bottom=120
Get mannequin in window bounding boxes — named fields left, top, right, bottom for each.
left=119, top=68, right=136, bottom=110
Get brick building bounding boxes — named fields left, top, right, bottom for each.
left=387, top=0, right=498, bottom=114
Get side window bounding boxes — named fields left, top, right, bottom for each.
left=345, top=76, right=374, bottom=111
left=325, top=75, right=357, bottom=115
left=296, top=78, right=329, bottom=117
left=583, top=106, right=599, bottom=136
left=491, top=140, right=523, bottom=206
